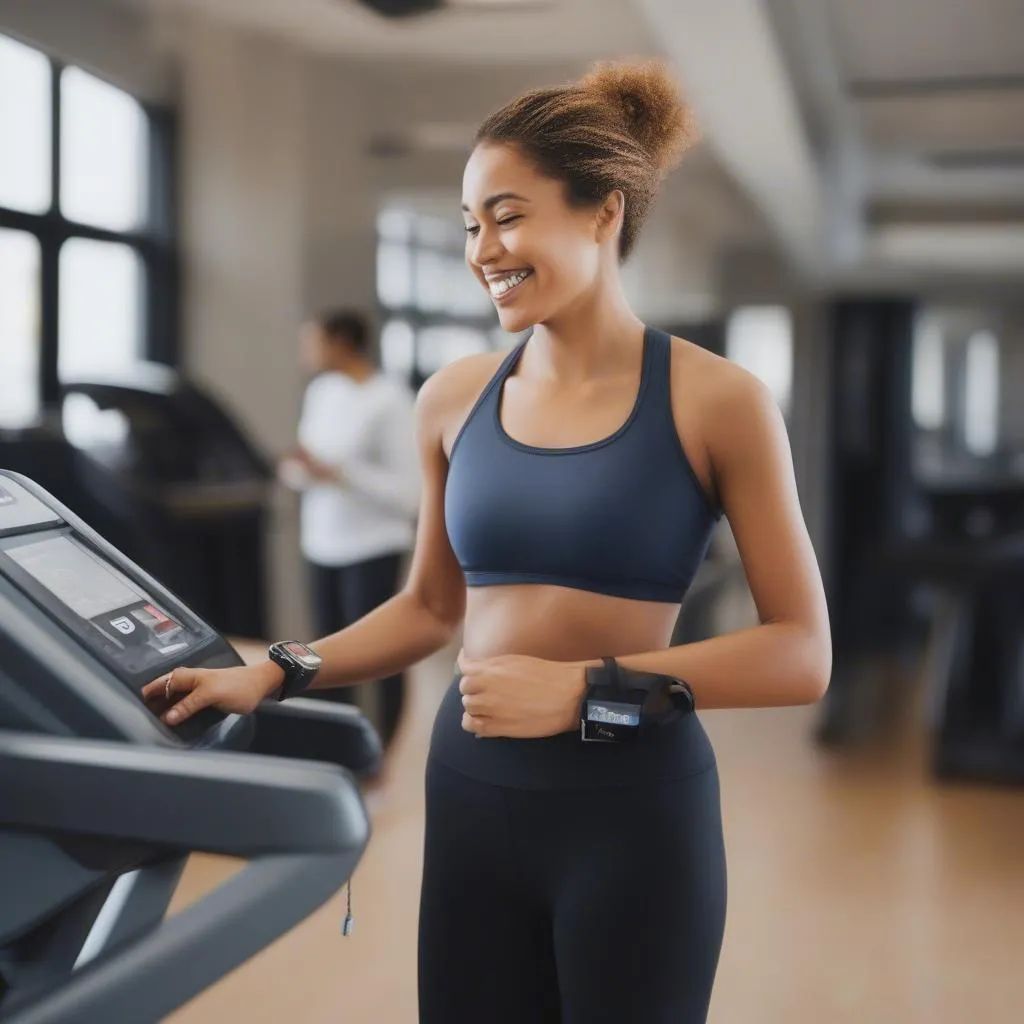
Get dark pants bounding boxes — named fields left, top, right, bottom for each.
left=418, top=757, right=728, bottom=1023
left=307, top=552, right=405, bottom=747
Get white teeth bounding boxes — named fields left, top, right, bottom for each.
left=489, top=270, right=530, bottom=298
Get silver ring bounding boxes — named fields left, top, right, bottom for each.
left=164, top=671, right=175, bottom=701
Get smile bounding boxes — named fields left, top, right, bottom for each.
left=487, top=269, right=533, bottom=301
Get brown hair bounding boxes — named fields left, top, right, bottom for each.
left=317, top=309, right=371, bottom=353
left=475, top=59, right=697, bottom=261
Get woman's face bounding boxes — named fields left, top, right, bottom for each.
left=461, top=143, right=612, bottom=334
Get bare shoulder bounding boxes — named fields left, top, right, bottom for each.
left=666, top=336, right=785, bottom=500
left=415, top=349, right=510, bottom=457
left=669, top=336, right=780, bottom=429
left=668, top=335, right=791, bottom=505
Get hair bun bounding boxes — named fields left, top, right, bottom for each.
left=580, top=59, right=697, bottom=174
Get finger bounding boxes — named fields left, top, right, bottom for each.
left=458, top=674, right=484, bottom=695
left=165, top=667, right=200, bottom=696
left=160, top=669, right=200, bottom=710
left=163, top=675, right=209, bottom=724
left=461, top=712, right=489, bottom=737
left=461, top=694, right=491, bottom=716
left=142, top=671, right=177, bottom=700
left=164, top=683, right=212, bottom=726
left=144, top=667, right=197, bottom=701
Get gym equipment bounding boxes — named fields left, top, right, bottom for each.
left=815, top=300, right=1024, bottom=783
left=0, top=470, right=381, bottom=1023
left=817, top=299, right=921, bottom=747
left=891, top=483, right=1024, bottom=785
left=0, top=363, right=275, bottom=639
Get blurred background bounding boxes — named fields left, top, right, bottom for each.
left=1, top=0, right=1023, bottom=1021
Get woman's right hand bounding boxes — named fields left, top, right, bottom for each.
left=141, top=661, right=284, bottom=726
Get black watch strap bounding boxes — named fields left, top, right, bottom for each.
left=268, top=641, right=321, bottom=700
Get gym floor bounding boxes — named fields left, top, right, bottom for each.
left=168, top=641, right=1024, bottom=1024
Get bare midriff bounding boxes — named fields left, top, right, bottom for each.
left=461, top=584, right=679, bottom=664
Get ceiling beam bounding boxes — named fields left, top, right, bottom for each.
left=637, top=0, right=827, bottom=277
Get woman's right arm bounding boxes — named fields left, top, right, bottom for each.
left=142, top=364, right=474, bottom=726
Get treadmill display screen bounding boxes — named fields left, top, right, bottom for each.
left=6, top=535, right=211, bottom=675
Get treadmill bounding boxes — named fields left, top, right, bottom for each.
left=59, top=365, right=275, bottom=638
left=0, top=470, right=382, bottom=1023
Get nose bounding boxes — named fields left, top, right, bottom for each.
left=468, top=222, right=504, bottom=269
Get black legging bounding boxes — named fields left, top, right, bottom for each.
left=418, top=756, right=728, bottom=1023
left=307, top=553, right=405, bottom=746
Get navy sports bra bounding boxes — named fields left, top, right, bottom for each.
left=444, top=327, right=721, bottom=604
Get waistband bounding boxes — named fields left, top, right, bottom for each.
left=427, top=675, right=717, bottom=791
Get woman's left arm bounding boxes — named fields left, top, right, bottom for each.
left=458, top=371, right=832, bottom=738
left=609, top=371, right=832, bottom=709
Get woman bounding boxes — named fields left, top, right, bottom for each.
left=145, top=59, right=831, bottom=1024
left=279, top=308, right=419, bottom=748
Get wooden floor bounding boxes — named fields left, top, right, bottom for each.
left=168, top=642, right=1024, bottom=1023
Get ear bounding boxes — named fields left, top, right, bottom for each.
left=594, top=190, right=625, bottom=245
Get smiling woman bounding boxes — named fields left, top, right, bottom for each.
left=460, top=60, right=697, bottom=335
left=147, top=57, right=830, bottom=1024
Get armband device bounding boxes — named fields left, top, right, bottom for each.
left=580, top=657, right=696, bottom=743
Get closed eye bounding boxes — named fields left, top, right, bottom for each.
left=464, top=215, right=522, bottom=237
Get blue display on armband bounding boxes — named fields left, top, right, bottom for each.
left=580, top=657, right=695, bottom=743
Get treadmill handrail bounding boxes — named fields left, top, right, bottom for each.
left=5, top=852, right=354, bottom=1024
left=0, top=730, right=370, bottom=857
left=252, top=697, right=383, bottom=779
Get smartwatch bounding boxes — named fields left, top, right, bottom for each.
left=268, top=640, right=322, bottom=700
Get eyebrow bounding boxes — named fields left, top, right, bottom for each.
left=461, top=192, right=530, bottom=214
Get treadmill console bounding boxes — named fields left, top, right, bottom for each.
left=0, top=472, right=243, bottom=744
left=3, top=533, right=214, bottom=682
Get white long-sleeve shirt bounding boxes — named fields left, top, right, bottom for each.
left=293, top=370, right=420, bottom=567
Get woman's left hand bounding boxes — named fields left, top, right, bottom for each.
left=456, top=651, right=587, bottom=739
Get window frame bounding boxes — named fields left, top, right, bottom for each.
left=0, top=42, right=179, bottom=413
left=376, top=207, right=500, bottom=390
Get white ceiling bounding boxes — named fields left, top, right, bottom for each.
left=119, top=0, right=773, bottom=312
left=114, top=0, right=1024, bottom=287
left=129, top=0, right=653, bottom=63
left=748, top=0, right=1024, bottom=283
left=856, top=92, right=1024, bottom=155
left=828, top=0, right=1024, bottom=83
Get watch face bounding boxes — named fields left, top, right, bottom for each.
left=280, top=641, right=321, bottom=669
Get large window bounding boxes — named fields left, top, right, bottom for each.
left=725, top=305, right=794, bottom=416
left=0, top=33, right=177, bottom=429
left=963, top=329, right=999, bottom=457
left=0, top=36, right=50, bottom=214
left=0, top=229, right=41, bottom=428
left=910, top=308, right=1003, bottom=479
left=911, top=318, right=946, bottom=431
left=376, top=205, right=509, bottom=387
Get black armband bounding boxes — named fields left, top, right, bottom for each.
left=580, top=657, right=695, bottom=743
